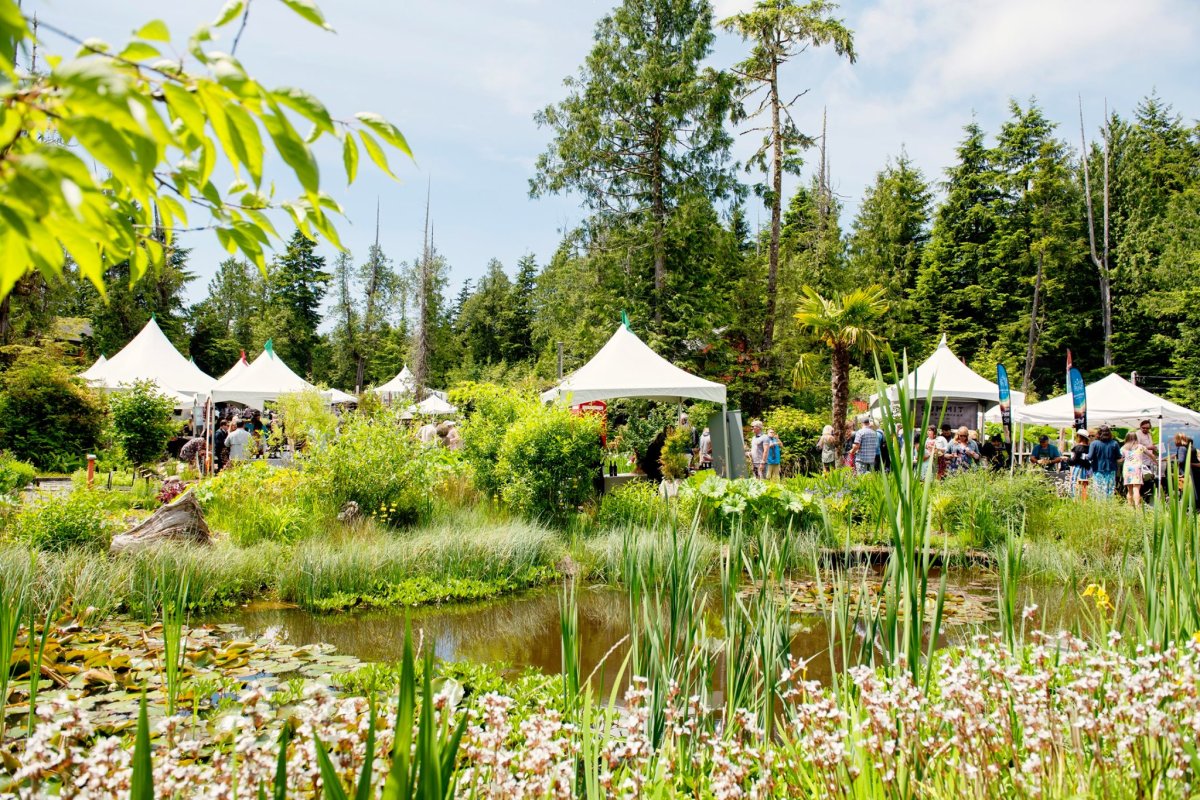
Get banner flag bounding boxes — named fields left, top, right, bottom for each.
left=997, top=364, right=1012, bottom=442
left=1069, top=367, right=1087, bottom=431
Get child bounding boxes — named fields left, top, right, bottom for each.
left=1068, top=430, right=1091, bottom=501
left=765, top=429, right=782, bottom=481
left=1121, top=431, right=1147, bottom=509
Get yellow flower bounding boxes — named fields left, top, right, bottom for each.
left=1082, top=583, right=1114, bottom=611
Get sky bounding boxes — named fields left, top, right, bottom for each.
left=27, top=0, right=1200, bottom=311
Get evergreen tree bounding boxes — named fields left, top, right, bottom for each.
left=188, top=258, right=263, bottom=377
left=532, top=0, right=736, bottom=330
left=268, top=229, right=331, bottom=377
left=456, top=259, right=513, bottom=366
left=507, top=253, right=539, bottom=362
left=847, top=152, right=931, bottom=357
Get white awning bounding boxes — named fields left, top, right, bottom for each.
left=208, top=344, right=315, bottom=407
left=409, top=394, right=456, bottom=415
left=1013, top=373, right=1200, bottom=428
left=374, top=365, right=415, bottom=395
left=873, top=336, right=1022, bottom=408
left=323, top=388, right=358, bottom=405
left=541, top=324, right=726, bottom=405
left=85, top=317, right=215, bottom=396
left=79, top=353, right=107, bottom=381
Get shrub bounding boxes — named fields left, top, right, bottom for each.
left=194, top=461, right=319, bottom=545
left=596, top=478, right=703, bottom=531
left=659, top=426, right=691, bottom=480
left=689, top=474, right=819, bottom=534
left=496, top=404, right=602, bottom=521
left=10, top=490, right=114, bottom=551
left=929, top=470, right=1052, bottom=548
left=303, top=412, right=459, bottom=526
left=109, top=381, right=178, bottom=466
left=0, top=356, right=104, bottom=471
left=275, top=388, right=338, bottom=450
left=452, top=382, right=533, bottom=499
left=0, top=454, right=36, bottom=495
left=763, top=407, right=827, bottom=476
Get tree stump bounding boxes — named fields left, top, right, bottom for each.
left=109, top=491, right=212, bottom=555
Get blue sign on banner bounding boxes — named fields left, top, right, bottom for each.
left=997, top=364, right=1012, bottom=440
left=1069, top=367, right=1087, bottom=431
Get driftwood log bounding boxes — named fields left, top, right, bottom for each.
left=109, top=491, right=212, bottom=555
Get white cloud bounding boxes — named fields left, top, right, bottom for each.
left=712, top=0, right=757, bottom=20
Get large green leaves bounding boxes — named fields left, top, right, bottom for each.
left=0, top=0, right=411, bottom=299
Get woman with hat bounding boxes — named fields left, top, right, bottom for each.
left=1067, top=429, right=1092, bottom=501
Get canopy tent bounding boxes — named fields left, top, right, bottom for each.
left=374, top=365, right=415, bottom=397
left=79, top=354, right=107, bottom=381
left=85, top=317, right=215, bottom=397
left=217, top=352, right=249, bottom=383
left=409, top=394, right=456, bottom=416
left=323, top=388, right=358, bottom=405
left=871, top=336, right=1024, bottom=430
left=541, top=324, right=726, bottom=405
left=208, top=344, right=315, bottom=408
left=1013, top=373, right=1200, bottom=428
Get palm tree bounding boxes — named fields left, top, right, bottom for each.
left=794, top=284, right=888, bottom=450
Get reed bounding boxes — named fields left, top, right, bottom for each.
left=161, top=567, right=190, bottom=718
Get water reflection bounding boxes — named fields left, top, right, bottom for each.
left=208, top=573, right=1086, bottom=690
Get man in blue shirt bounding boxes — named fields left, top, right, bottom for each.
left=849, top=418, right=879, bottom=475
left=1030, top=435, right=1063, bottom=471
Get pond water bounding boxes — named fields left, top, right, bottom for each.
left=207, top=570, right=1087, bottom=688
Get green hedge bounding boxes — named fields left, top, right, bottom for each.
left=496, top=404, right=602, bottom=522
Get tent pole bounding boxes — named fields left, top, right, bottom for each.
left=722, top=404, right=731, bottom=480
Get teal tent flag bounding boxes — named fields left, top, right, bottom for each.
left=620, top=311, right=631, bottom=330
left=997, top=364, right=1012, bottom=441
left=1069, top=367, right=1087, bottom=431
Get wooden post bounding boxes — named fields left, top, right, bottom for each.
left=86, top=454, right=96, bottom=489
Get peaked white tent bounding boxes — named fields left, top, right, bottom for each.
left=218, top=353, right=250, bottom=383
left=208, top=345, right=315, bottom=408
left=541, top=324, right=726, bottom=405
left=1014, top=373, right=1200, bottom=428
left=79, top=353, right=107, bottom=381
left=410, top=394, right=456, bottom=416
left=86, top=317, right=215, bottom=398
left=324, top=388, right=358, bottom=405
left=375, top=365, right=415, bottom=397
left=872, top=336, right=1025, bottom=430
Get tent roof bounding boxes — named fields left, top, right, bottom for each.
left=1014, top=373, right=1200, bottom=428
left=874, top=336, right=1011, bottom=406
left=375, top=365, right=415, bottom=395
left=86, top=317, right=215, bottom=395
left=541, top=324, right=726, bottom=405
left=217, top=353, right=250, bottom=383
left=323, top=388, right=358, bottom=405
left=79, top=353, right=107, bottom=381
left=409, top=394, right=456, bottom=415
left=208, top=345, right=314, bottom=406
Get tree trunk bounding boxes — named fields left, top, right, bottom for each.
left=110, top=491, right=212, bottom=555
left=1079, top=100, right=1114, bottom=367
left=762, top=59, right=783, bottom=356
left=1022, top=252, right=1045, bottom=392
left=831, top=345, right=851, bottom=451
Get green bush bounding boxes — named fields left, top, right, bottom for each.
left=596, top=478, right=703, bottom=531
left=194, top=461, right=320, bottom=545
left=496, top=404, right=602, bottom=521
left=929, top=469, right=1052, bottom=548
left=0, top=356, right=104, bottom=471
left=452, top=382, right=533, bottom=499
left=659, top=426, right=691, bottom=480
left=275, top=388, right=338, bottom=450
left=0, top=454, right=36, bottom=495
left=304, top=412, right=459, bottom=526
left=10, top=490, right=114, bottom=551
left=687, top=474, right=819, bottom=534
left=763, top=407, right=827, bottom=476
left=109, top=381, right=178, bottom=466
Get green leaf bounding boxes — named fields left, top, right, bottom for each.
left=63, top=117, right=141, bottom=187
left=314, top=736, right=350, bottom=800
left=341, top=133, right=358, bottom=185
left=134, top=19, right=170, bottom=42
left=130, top=690, right=154, bottom=800
left=274, top=87, right=334, bottom=135
left=358, top=130, right=397, bottom=181
left=279, top=0, right=334, bottom=31
left=214, top=0, right=246, bottom=27
left=118, top=42, right=161, bottom=62
left=225, top=102, right=264, bottom=186
left=263, top=108, right=319, bottom=193
left=354, top=112, right=413, bottom=159
left=161, top=83, right=207, bottom=143
left=273, top=719, right=294, bottom=800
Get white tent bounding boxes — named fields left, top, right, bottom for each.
left=541, top=324, right=726, bottom=405
left=208, top=344, right=315, bottom=408
left=218, top=353, right=250, bottom=383
left=79, top=353, right=107, bottom=381
left=375, top=365, right=415, bottom=397
left=86, top=317, right=215, bottom=398
left=323, top=388, right=358, bottom=405
left=1013, top=373, right=1200, bottom=428
left=871, top=336, right=1025, bottom=430
left=409, top=394, right=456, bottom=416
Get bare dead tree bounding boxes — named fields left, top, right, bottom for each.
left=1079, top=97, right=1113, bottom=367
left=412, top=181, right=431, bottom=402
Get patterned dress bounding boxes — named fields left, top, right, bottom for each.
left=1122, top=444, right=1147, bottom=487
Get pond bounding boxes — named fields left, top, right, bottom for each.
left=206, top=569, right=1088, bottom=688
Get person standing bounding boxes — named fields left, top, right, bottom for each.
left=945, top=427, right=980, bottom=473
left=764, top=428, right=782, bottom=481
left=922, top=426, right=943, bottom=479
left=818, top=425, right=838, bottom=473
left=1121, top=431, right=1148, bottom=509
left=1087, top=426, right=1121, bottom=499
left=697, top=427, right=713, bottom=470
left=849, top=418, right=879, bottom=476
left=749, top=420, right=768, bottom=479
left=225, top=420, right=253, bottom=463
left=1068, top=430, right=1092, bottom=501
left=212, top=419, right=231, bottom=473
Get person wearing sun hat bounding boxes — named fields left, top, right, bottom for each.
left=1068, top=429, right=1092, bottom=501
